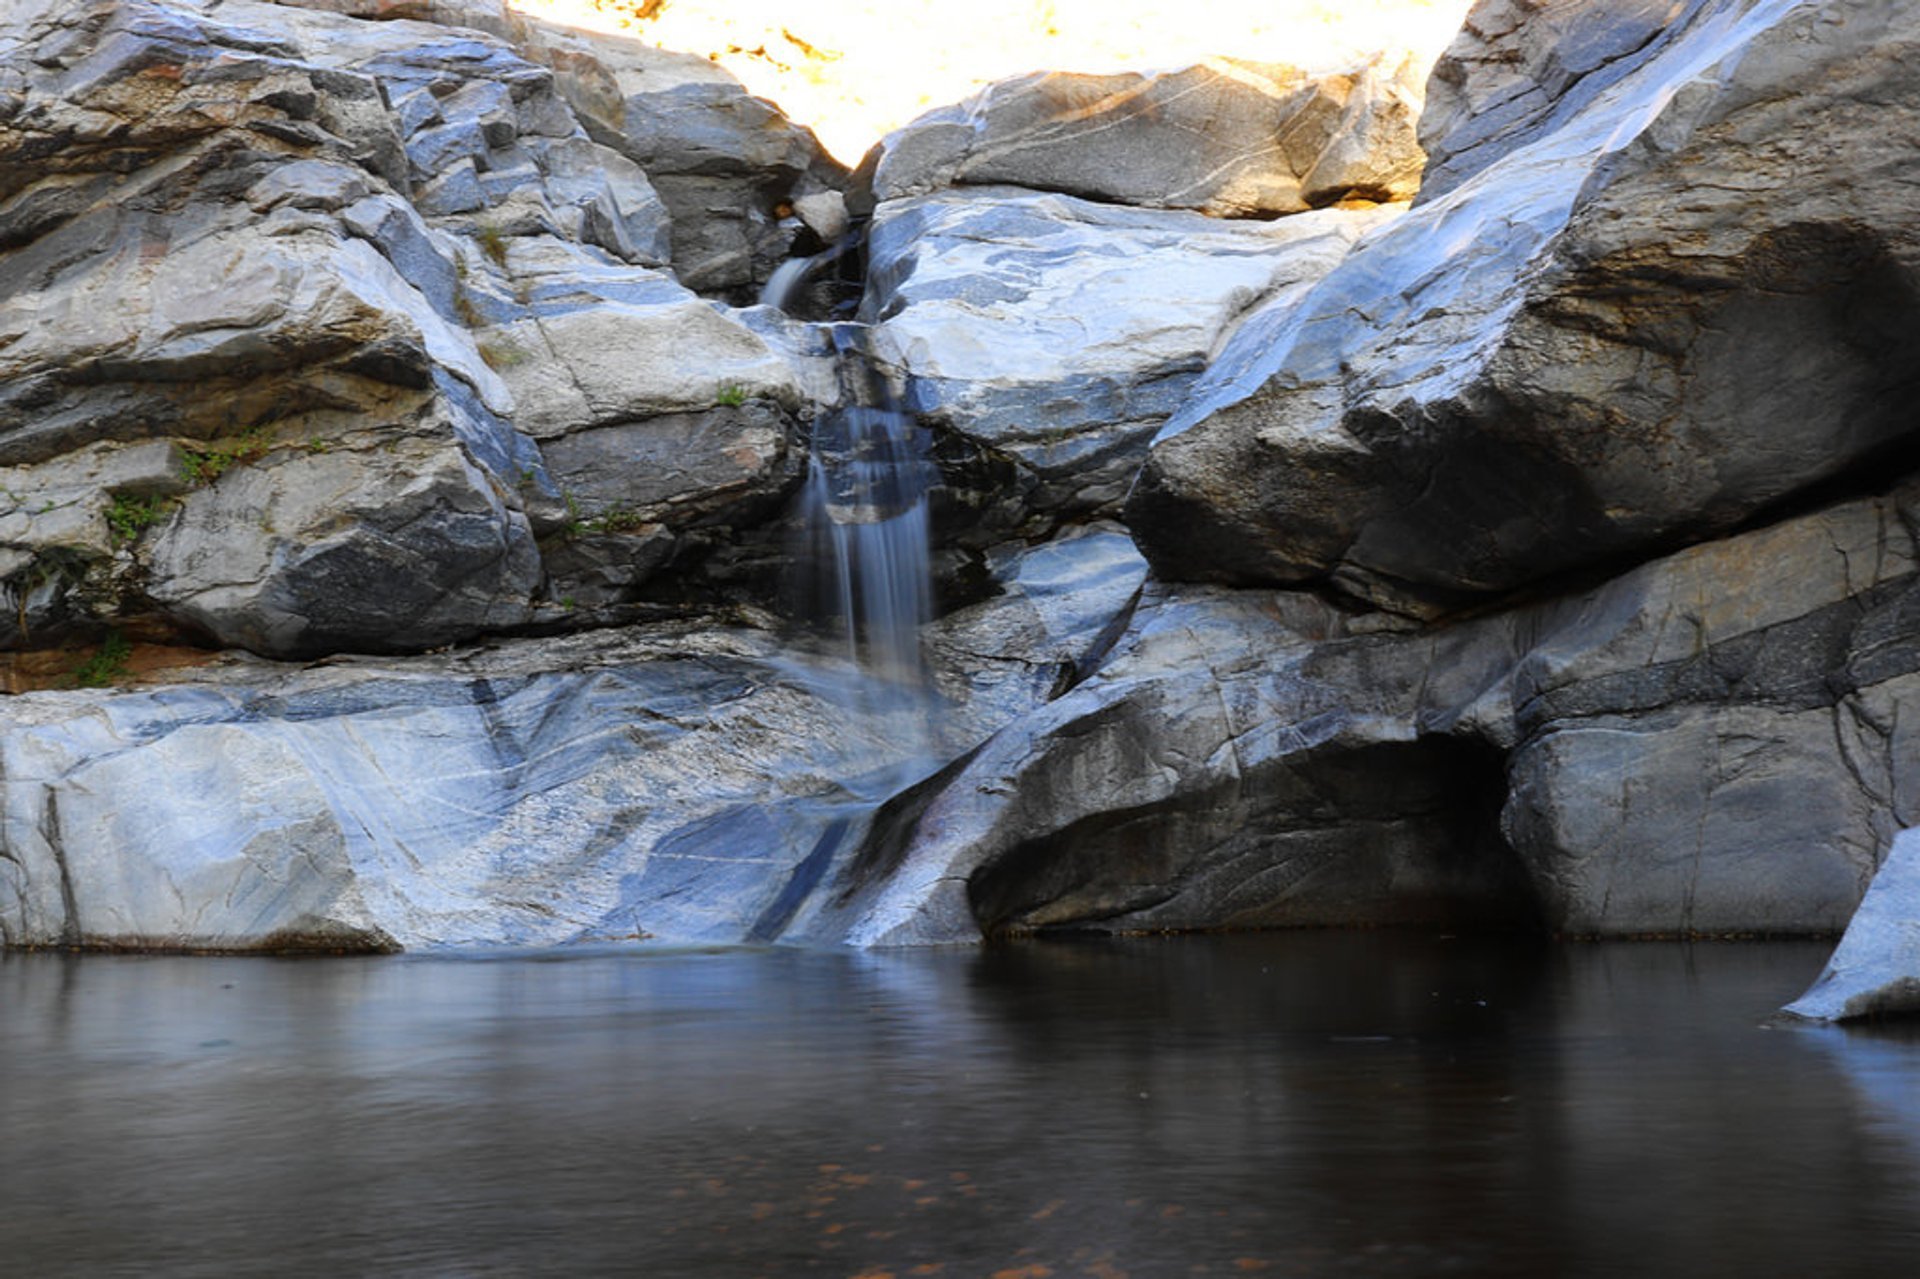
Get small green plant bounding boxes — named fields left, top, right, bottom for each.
left=181, top=425, right=271, bottom=487
left=105, top=495, right=163, bottom=545
left=452, top=287, right=485, bottom=329
left=585, top=507, right=650, bottom=535
left=715, top=383, right=748, bottom=408
left=104, top=493, right=169, bottom=546
left=73, top=630, right=132, bottom=689
left=560, top=493, right=651, bottom=540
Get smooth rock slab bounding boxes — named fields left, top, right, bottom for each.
left=1786, top=828, right=1920, bottom=1022
left=0, top=532, right=1147, bottom=951
left=859, top=55, right=1425, bottom=217
left=863, top=188, right=1398, bottom=521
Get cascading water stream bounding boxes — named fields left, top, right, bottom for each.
left=795, top=327, right=934, bottom=685
left=763, top=246, right=941, bottom=762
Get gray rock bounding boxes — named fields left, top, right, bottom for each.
left=0, top=0, right=840, bottom=655
left=838, top=480, right=1920, bottom=945
left=504, top=11, right=843, bottom=295
left=259, top=0, right=675, bottom=267
left=1418, top=0, right=1703, bottom=202
left=862, top=188, right=1397, bottom=523
left=859, top=55, right=1426, bottom=217
left=144, top=426, right=543, bottom=657
left=832, top=584, right=1533, bottom=947
left=267, top=0, right=511, bottom=28
left=1128, top=0, right=1920, bottom=616
left=1785, top=829, right=1920, bottom=1021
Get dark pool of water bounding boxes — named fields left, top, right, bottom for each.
left=3, top=934, right=1917, bottom=1277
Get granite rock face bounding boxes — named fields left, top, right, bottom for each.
left=0, top=0, right=542, bottom=655
left=7, top=0, right=1920, bottom=961
left=503, top=8, right=843, bottom=296
left=0, top=0, right=835, bottom=656
left=1417, top=0, right=1704, bottom=202
left=1128, top=0, right=1920, bottom=616
left=858, top=55, right=1426, bottom=218
left=862, top=189, right=1399, bottom=526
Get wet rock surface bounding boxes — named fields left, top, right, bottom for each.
left=0, top=532, right=1145, bottom=950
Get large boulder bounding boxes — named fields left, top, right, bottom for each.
left=861, top=188, right=1399, bottom=525
left=451, top=230, right=815, bottom=616
left=1418, top=0, right=1708, bottom=201
left=1499, top=485, right=1920, bottom=936
left=1127, top=0, right=1920, bottom=617
left=856, top=55, right=1426, bottom=217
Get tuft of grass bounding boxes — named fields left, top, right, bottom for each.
left=715, top=383, right=748, bottom=408
left=452, top=287, right=485, bottom=329
left=181, top=425, right=272, bottom=487
left=474, top=220, right=510, bottom=267
left=73, top=630, right=132, bottom=689
left=105, top=493, right=170, bottom=546
left=561, top=493, right=652, bottom=540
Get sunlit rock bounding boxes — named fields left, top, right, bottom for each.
left=1128, top=0, right=1920, bottom=616
left=502, top=8, right=844, bottom=295
left=1418, top=0, right=1694, bottom=202
left=855, top=55, right=1426, bottom=217
left=862, top=188, right=1398, bottom=525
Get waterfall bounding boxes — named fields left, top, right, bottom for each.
left=793, top=326, right=935, bottom=688
left=762, top=249, right=937, bottom=712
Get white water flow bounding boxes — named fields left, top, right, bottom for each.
left=762, top=231, right=939, bottom=755
left=793, top=324, right=935, bottom=688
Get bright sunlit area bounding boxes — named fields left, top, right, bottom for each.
left=507, top=0, right=1476, bottom=163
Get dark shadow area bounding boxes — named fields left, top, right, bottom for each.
left=968, top=733, right=1542, bottom=939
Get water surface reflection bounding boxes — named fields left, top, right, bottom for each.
left=2, top=934, right=1916, bottom=1276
